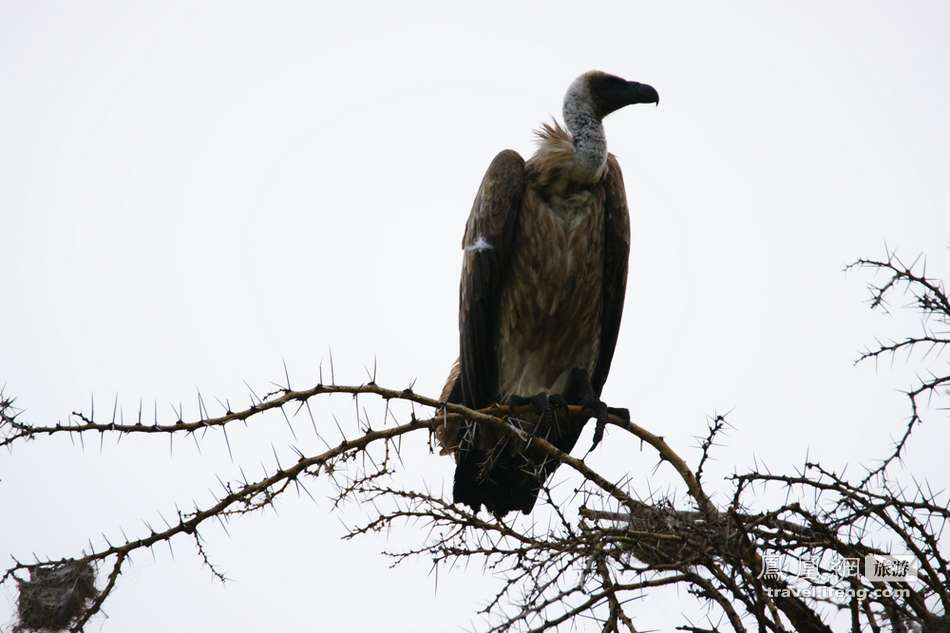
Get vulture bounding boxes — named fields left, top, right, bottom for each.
left=437, top=71, right=658, bottom=517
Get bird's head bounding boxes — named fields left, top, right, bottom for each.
left=564, top=71, right=659, bottom=121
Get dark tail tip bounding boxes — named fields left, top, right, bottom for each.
left=453, top=452, right=541, bottom=518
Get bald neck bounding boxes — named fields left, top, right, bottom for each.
left=563, top=80, right=607, bottom=183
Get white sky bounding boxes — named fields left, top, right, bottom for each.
left=1, top=1, right=948, bottom=631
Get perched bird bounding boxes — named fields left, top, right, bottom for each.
left=437, top=71, right=658, bottom=517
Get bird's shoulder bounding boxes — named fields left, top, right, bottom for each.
left=462, top=149, right=526, bottom=249
left=475, top=149, right=526, bottom=206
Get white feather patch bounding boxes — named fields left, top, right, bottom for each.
left=465, top=237, right=493, bottom=253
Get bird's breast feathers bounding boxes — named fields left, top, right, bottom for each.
left=496, top=185, right=605, bottom=399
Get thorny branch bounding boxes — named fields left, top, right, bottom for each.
left=2, top=248, right=948, bottom=632
left=847, top=247, right=950, bottom=486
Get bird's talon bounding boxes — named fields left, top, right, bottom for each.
left=548, top=394, right=568, bottom=409
left=606, top=406, right=630, bottom=424
left=579, top=396, right=610, bottom=451
left=591, top=419, right=607, bottom=451
left=509, top=393, right=550, bottom=415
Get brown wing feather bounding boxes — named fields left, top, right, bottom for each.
left=449, top=150, right=527, bottom=515
left=457, top=149, right=526, bottom=409
left=591, top=155, right=631, bottom=396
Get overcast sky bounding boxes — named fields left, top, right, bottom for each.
left=2, top=1, right=948, bottom=631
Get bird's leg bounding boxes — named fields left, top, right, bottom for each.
left=565, top=369, right=630, bottom=451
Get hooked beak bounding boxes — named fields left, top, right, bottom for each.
left=593, top=78, right=660, bottom=118
left=625, top=81, right=659, bottom=106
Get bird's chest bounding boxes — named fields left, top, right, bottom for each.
left=496, top=188, right=605, bottom=396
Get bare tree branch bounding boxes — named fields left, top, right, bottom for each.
left=2, top=247, right=947, bottom=632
